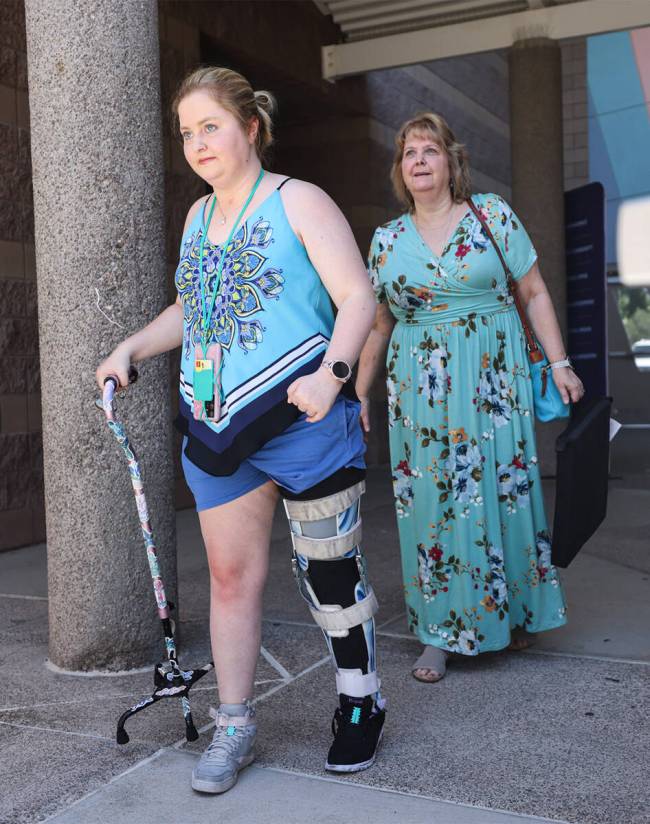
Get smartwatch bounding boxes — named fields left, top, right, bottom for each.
left=321, top=359, right=352, bottom=383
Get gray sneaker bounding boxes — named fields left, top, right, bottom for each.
left=191, top=706, right=257, bottom=794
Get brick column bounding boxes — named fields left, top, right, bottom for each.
left=509, top=37, right=566, bottom=473
left=561, top=38, right=589, bottom=191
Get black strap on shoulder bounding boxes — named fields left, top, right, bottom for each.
left=201, top=179, right=289, bottom=225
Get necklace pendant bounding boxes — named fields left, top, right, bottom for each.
left=219, top=216, right=226, bottom=225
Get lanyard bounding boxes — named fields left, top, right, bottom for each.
left=198, top=168, right=265, bottom=355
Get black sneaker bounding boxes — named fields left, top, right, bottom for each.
left=325, top=694, right=386, bottom=773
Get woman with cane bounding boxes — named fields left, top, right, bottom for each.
left=97, top=67, right=386, bottom=794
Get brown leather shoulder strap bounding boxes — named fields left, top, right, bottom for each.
left=466, top=197, right=541, bottom=361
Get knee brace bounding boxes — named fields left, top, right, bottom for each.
left=284, top=480, right=380, bottom=699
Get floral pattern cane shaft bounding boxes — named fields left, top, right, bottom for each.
left=106, top=419, right=170, bottom=623
left=100, top=380, right=214, bottom=745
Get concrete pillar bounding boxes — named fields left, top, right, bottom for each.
left=509, top=37, right=566, bottom=473
left=24, top=0, right=176, bottom=670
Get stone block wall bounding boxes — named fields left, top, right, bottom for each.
left=366, top=52, right=512, bottom=200
left=1, top=0, right=518, bottom=547
left=0, top=0, right=43, bottom=550
left=2, top=0, right=558, bottom=548
left=561, top=37, right=589, bottom=191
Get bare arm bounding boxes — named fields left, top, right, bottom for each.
left=282, top=182, right=377, bottom=421
left=355, top=304, right=395, bottom=433
left=356, top=304, right=395, bottom=397
left=517, top=261, right=584, bottom=404
left=95, top=196, right=205, bottom=389
left=285, top=181, right=376, bottom=364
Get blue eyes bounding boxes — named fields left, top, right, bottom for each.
left=181, top=123, right=217, bottom=141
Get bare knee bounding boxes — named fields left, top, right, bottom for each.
left=207, top=554, right=265, bottom=603
left=199, top=485, right=276, bottom=604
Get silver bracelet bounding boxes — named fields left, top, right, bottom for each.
left=549, top=358, right=572, bottom=370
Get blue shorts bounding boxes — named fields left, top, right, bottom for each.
left=182, top=397, right=366, bottom=511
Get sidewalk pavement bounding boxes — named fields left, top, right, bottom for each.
left=1, top=466, right=648, bottom=824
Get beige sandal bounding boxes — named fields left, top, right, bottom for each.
left=411, top=646, right=449, bottom=683
left=508, top=629, right=537, bottom=651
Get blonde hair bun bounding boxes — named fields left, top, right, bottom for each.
left=254, top=90, right=276, bottom=115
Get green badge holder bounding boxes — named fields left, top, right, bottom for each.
left=193, top=359, right=215, bottom=402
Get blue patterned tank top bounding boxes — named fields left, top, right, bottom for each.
left=174, top=182, right=354, bottom=475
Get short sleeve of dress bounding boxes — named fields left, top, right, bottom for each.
left=367, top=229, right=387, bottom=304
left=494, top=195, right=538, bottom=282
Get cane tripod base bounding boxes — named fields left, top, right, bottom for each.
left=116, top=660, right=214, bottom=745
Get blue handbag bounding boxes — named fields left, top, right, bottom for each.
left=529, top=355, right=570, bottom=422
left=467, top=199, right=570, bottom=422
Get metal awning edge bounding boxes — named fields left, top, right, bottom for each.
left=322, top=0, right=650, bottom=79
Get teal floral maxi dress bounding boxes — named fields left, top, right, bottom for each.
left=368, top=193, right=567, bottom=655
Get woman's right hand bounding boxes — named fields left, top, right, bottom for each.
left=96, top=344, right=133, bottom=390
left=358, top=395, right=371, bottom=441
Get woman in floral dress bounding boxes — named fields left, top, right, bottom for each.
left=356, top=113, right=584, bottom=682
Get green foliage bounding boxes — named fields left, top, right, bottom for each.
left=617, top=286, right=650, bottom=345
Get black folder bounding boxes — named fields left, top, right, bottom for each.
left=551, top=396, right=613, bottom=568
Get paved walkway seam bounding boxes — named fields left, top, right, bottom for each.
left=263, top=617, right=317, bottom=629
left=376, top=610, right=406, bottom=629
left=257, top=765, right=572, bottom=824
left=0, top=719, right=117, bottom=744
left=0, top=592, right=48, bottom=601
left=259, top=645, right=294, bottom=680
left=521, top=648, right=650, bottom=666
left=0, top=678, right=285, bottom=714
left=374, top=629, right=650, bottom=666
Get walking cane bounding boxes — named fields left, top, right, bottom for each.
left=97, top=368, right=214, bottom=744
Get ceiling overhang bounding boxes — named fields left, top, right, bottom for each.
left=316, top=0, right=650, bottom=79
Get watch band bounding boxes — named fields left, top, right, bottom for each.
left=549, top=358, right=573, bottom=370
